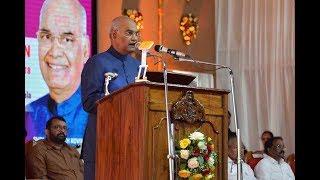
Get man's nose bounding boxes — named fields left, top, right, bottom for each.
left=57, top=128, right=65, bottom=133
left=49, top=37, right=63, bottom=57
left=131, top=33, right=139, bottom=41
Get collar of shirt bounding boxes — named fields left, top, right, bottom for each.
left=43, top=139, right=69, bottom=150
left=252, top=152, right=265, bottom=158
left=228, top=157, right=244, bottom=164
left=107, top=46, right=128, bottom=62
left=47, top=87, right=82, bottom=116
left=264, top=153, right=285, bottom=165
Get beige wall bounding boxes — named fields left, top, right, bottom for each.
left=97, top=0, right=215, bottom=72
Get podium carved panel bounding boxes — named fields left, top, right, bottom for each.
left=171, top=91, right=206, bottom=124
left=96, top=82, right=229, bottom=180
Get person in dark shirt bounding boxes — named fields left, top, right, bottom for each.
left=80, top=16, right=141, bottom=180
left=228, top=110, right=236, bottom=138
left=26, top=116, right=84, bottom=180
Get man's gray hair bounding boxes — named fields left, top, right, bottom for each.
left=109, top=16, right=134, bottom=37
left=39, top=0, right=87, bottom=34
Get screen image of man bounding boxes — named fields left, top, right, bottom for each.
left=81, top=16, right=140, bottom=180
left=25, top=0, right=90, bottom=147
left=26, top=116, right=84, bottom=179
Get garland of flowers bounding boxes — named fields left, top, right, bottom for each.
left=179, top=13, right=199, bottom=45
left=176, top=131, right=218, bottom=179
left=123, top=9, right=144, bottom=30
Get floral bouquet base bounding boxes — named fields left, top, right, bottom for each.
left=176, top=131, right=218, bottom=179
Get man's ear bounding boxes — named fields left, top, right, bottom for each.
left=82, top=35, right=90, bottom=64
left=111, top=29, right=118, bottom=40
left=45, top=129, right=49, bottom=137
left=267, top=147, right=271, bottom=153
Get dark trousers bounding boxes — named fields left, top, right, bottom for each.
left=82, top=114, right=97, bottom=180
left=84, top=161, right=95, bottom=180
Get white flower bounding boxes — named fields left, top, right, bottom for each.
left=180, top=150, right=190, bottom=160
left=197, top=141, right=207, bottom=150
left=188, top=157, right=199, bottom=169
left=208, top=157, right=215, bottom=167
left=189, top=131, right=205, bottom=140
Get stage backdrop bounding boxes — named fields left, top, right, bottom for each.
left=25, top=0, right=92, bottom=146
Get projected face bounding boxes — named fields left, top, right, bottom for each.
left=37, top=0, right=89, bottom=99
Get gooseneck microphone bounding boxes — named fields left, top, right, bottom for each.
left=154, top=45, right=191, bottom=58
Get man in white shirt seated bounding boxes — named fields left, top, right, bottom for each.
left=228, top=132, right=257, bottom=180
left=254, top=136, right=295, bottom=180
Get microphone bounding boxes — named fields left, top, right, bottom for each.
left=154, top=45, right=191, bottom=58
left=104, top=72, right=118, bottom=80
left=104, top=72, right=118, bottom=95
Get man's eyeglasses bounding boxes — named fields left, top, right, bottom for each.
left=123, top=31, right=140, bottom=39
left=37, top=31, right=83, bottom=49
left=272, top=144, right=286, bottom=150
left=51, top=125, right=68, bottom=131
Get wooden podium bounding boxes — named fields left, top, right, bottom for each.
left=96, top=82, right=229, bottom=180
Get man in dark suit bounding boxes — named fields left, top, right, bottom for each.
left=80, top=16, right=141, bottom=180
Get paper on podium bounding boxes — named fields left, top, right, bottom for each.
left=146, top=71, right=196, bottom=85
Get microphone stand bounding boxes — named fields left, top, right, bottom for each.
left=142, top=53, right=176, bottom=179
left=161, top=59, right=176, bottom=180
left=177, top=56, right=243, bottom=180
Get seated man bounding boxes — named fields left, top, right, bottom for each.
left=228, top=110, right=235, bottom=138
left=26, top=116, right=84, bottom=179
left=254, top=137, right=295, bottom=180
left=252, top=130, right=274, bottom=158
left=228, top=132, right=257, bottom=180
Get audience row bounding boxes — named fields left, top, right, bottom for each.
left=228, top=131, right=295, bottom=180
left=26, top=114, right=295, bottom=179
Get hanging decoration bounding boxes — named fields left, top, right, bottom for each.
left=179, top=13, right=199, bottom=45
left=123, top=9, right=144, bottom=30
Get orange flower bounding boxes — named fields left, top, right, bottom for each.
left=178, top=170, right=191, bottom=178
left=180, top=13, right=198, bottom=45
left=210, top=144, right=214, bottom=150
left=192, top=174, right=203, bottom=180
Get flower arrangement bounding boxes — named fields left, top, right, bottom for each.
left=123, top=9, right=144, bottom=30
left=179, top=13, right=199, bottom=45
left=176, top=131, right=218, bottom=179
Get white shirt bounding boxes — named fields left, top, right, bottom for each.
left=254, top=154, right=295, bottom=180
left=228, top=157, right=257, bottom=180
left=252, top=152, right=266, bottom=158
